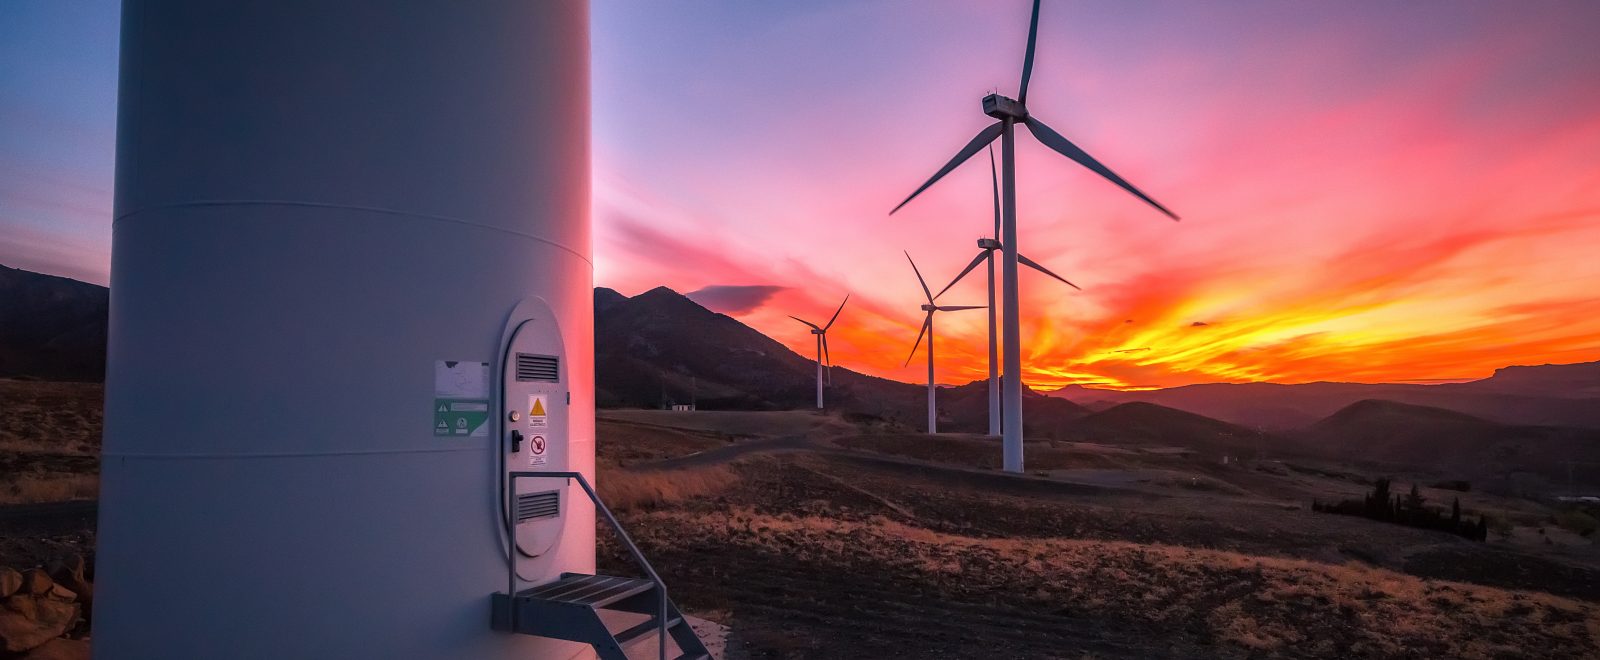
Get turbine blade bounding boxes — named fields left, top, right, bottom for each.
left=823, top=294, right=850, bottom=330
left=904, top=251, right=933, bottom=303
left=1018, top=253, right=1081, bottom=290
left=890, top=122, right=1005, bottom=215
left=788, top=315, right=821, bottom=330
left=989, top=144, right=1001, bottom=238
left=1018, top=0, right=1042, bottom=104
left=936, top=250, right=989, bottom=299
left=936, top=305, right=986, bottom=312
left=1023, top=116, right=1180, bottom=221
left=905, top=313, right=933, bottom=367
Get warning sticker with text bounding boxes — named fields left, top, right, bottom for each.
left=529, top=434, right=547, bottom=466
left=434, top=360, right=489, bottom=437
left=527, top=394, right=549, bottom=429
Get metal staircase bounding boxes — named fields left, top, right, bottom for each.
left=492, top=472, right=712, bottom=660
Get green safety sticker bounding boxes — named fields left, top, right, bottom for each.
left=434, top=399, right=489, bottom=437
left=435, top=360, right=490, bottom=438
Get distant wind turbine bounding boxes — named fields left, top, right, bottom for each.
left=790, top=295, right=849, bottom=409
left=936, top=145, right=1079, bottom=437
left=905, top=252, right=982, bottom=434
left=891, top=0, right=1178, bottom=472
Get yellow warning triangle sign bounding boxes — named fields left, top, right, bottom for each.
left=530, top=398, right=546, bottom=416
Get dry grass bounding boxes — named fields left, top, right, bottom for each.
left=596, top=417, right=731, bottom=467
left=0, top=380, right=103, bottom=453
left=1, top=380, right=104, bottom=505
left=626, top=507, right=1600, bottom=658
left=2, top=473, right=99, bottom=505
left=598, top=464, right=740, bottom=512
left=600, top=409, right=852, bottom=438
left=834, top=433, right=1173, bottom=473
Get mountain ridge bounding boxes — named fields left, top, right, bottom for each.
left=6, top=263, right=1599, bottom=435
left=1047, top=366, right=1600, bottom=430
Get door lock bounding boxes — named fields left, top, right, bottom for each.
left=510, top=430, right=523, bottom=453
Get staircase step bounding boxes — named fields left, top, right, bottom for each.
left=614, top=615, right=682, bottom=647
left=520, top=574, right=655, bottom=609
left=495, top=575, right=713, bottom=658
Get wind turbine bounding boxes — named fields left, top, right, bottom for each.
left=890, top=0, right=1178, bottom=472
left=789, top=295, right=849, bottom=409
left=904, top=252, right=983, bottom=434
left=936, top=145, right=1079, bottom=437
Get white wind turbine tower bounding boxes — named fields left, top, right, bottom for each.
left=790, top=295, right=849, bottom=409
left=937, top=146, right=1080, bottom=437
left=891, top=0, right=1179, bottom=472
left=905, top=252, right=983, bottom=434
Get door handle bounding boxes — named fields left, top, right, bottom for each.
left=510, top=430, right=523, bottom=453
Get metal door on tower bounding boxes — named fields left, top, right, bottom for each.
left=499, top=299, right=569, bottom=581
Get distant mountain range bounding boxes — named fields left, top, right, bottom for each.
left=1048, top=363, right=1600, bottom=430
left=6, top=264, right=1600, bottom=487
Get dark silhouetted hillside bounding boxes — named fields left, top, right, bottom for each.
left=0, top=265, right=107, bottom=381
left=1461, top=362, right=1600, bottom=399
left=935, top=378, right=1089, bottom=437
left=594, top=286, right=628, bottom=315
left=595, top=285, right=822, bottom=409
left=1296, top=399, right=1600, bottom=490
left=1059, top=401, right=1275, bottom=457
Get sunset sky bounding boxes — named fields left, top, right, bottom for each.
left=4, top=1, right=1599, bottom=389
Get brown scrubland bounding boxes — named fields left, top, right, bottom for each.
left=6, top=383, right=1600, bottom=658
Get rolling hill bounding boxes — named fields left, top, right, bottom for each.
left=0, top=265, right=107, bottom=381
left=1058, top=401, right=1276, bottom=457
left=1294, top=399, right=1600, bottom=488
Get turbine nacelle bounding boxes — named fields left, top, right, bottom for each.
left=977, top=237, right=1002, bottom=250
left=920, top=303, right=938, bottom=312
left=982, top=93, right=1028, bottom=121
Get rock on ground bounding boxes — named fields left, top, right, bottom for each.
left=0, top=594, right=79, bottom=653
left=21, top=637, right=90, bottom=660
left=686, top=615, right=746, bottom=660
left=0, top=568, right=20, bottom=598
left=19, top=569, right=50, bottom=596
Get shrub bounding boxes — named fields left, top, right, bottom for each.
left=1554, top=509, right=1598, bottom=537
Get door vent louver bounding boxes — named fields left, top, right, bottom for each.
left=516, top=354, right=559, bottom=382
left=516, top=490, right=560, bottom=522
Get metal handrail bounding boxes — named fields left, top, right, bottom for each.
left=509, top=471, right=668, bottom=660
